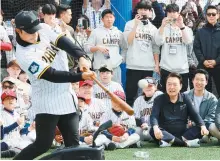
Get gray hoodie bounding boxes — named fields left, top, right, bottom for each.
left=85, top=26, right=127, bottom=70
left=155, top=25, right=193, bottom=73
left=123, top=19, right=160, bottom=71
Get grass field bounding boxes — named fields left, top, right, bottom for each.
left=2, top=139, right=220, bottom=160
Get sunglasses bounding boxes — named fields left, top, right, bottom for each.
left=207, top=13, right=217, bottom=17
left=3, top=85, right=14, bottom=89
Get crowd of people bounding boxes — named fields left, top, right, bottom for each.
left=1, top=0, right=220, bottom=159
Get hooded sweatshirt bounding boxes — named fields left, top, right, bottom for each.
left=123, top=19, right=160, bottom=71
left=155, top=25, right=193, bottom=73
left=85, top=26, right=127, bottom=70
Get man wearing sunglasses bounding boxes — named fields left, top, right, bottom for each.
left=194, top=5, right=220, bottom=96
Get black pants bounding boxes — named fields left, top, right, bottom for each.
left=204, top=67, right=220, bottom=97
left=125, top=69, right=153, bottom=107
left=189, top=67, right=197, bottom=89
left=150, top=126, right=202, bottom=147
left=160, top=69, right=189, bottom=93
left=14, top=113, right=79, bottom=160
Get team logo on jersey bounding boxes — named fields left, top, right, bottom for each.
left=28, top=62, right=39, bottom=74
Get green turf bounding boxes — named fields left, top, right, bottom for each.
left=2, top=140, right=220, bottom=160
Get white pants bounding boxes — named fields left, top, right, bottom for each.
left=95, top=133, right=140, bottom=149
left=135, top=127, right=152, bottom=141
left=5, top=137, right=32, bottom=150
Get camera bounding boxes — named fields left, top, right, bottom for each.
left=168, top=18, right=177, bottom=24
left=141, top=15, right=148, bottom=25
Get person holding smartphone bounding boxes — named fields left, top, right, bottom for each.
left=123, top=1, right=160, bottom=107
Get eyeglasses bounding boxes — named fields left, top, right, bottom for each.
left=207, top=13, right=217, bottom=17
left=3, top=85, right=14, bottom=89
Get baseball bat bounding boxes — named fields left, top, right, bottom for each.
left=83, top=67, right=134, bottom=116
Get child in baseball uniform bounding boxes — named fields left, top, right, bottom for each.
left=101, top=91, right=140, bottom=150
left=133, top=77, right=163, bottom=141
left=1, top=91, right=33, bottom=154
left=77, top=94, right=108, bottom=147
left=85, top=9, right=127, bottom=83
left=78, top=80, right=110, bottom=127
left=93, top=64, right=124, bottom=111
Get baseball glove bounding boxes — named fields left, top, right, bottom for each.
left=108, top=124, right=126, bottom=137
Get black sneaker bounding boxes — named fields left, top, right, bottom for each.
left=106, top=142, right=116, bottom=150
left=1, top=149, right=16, bottom=158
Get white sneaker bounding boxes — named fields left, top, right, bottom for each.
left=186, top=139, right=200, bottom=148
left=159, top=140, right=172, bottom=148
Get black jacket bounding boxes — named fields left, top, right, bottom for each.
left=193, top=23, right=220, bottom=68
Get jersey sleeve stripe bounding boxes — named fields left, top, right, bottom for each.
left=54, top=34, right=64, bottom=46
left=37, top=65, right=50, bottom=79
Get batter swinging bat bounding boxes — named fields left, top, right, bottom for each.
left=83, top=67, right=134, bottom=116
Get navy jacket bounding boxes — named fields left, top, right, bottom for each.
left=193, top=23, right=220, bottom=68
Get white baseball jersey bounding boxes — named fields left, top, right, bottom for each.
left=108, top=110, right=136, bottom=129
left=0, top=109, right=24, bottom=147
left=15, top=23, right=78, bottom=115
left=84, top=98, right=110, bottom=125
left=93, top=81, right=124, bottom=110
left=133, top=91, right=163, bottom=125
left=79, top=108, right=97, bottom=134
left=85, top=26, right=127, bottom=70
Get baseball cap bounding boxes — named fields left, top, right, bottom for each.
left=15, top=10, right=41, bottom=34
left=1, top=90, right=17, bottom=102
left=77, top=94, right=86, bottom=101
left=2, top=77, right=16, bottom=85
left=101, top=9, right=115, bottom=18
left=99, top=64, right=113, bottom=72
left=79, top=80, right=93, bottom=87
left=113, top=91, right=126, bottom=101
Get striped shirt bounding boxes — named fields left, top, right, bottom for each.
left=93, top=81, right=124, bottom=110
left=15, top=23, right=78, bottom=115
left=133, top=91, right=163, bottom=125
left=84, top=98, right=109, bottom=125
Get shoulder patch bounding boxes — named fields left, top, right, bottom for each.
left=28, top=62, right=39, bottom=74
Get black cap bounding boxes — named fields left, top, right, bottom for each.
left=15, top=10, right=41, bottom=34
left=101, top=9, right=115, bottom=18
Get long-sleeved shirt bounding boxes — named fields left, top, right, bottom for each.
left=155, top=25, right=193, bottom=73
left=193, top=23, right=220, bottom=67
left=185, top=89, right=217, bottom=127
left=150, top=93, right=204, bottom=136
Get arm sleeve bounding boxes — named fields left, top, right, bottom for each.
left=3, top=122, right=19, bottom=135
left=119, top=31, right=128, bottom=63
left=1, top=125, right=4, bottom=139
left=193, top=31, right=205, bottom=65
left=56, top=36, right=86, bottom=59
left=185, top=94, right=205, bottom=126
left=215, top=99, right=220, bottom=129
left=150, top=96, right=162, bottom=126
left=40, top=67, right=83, bottom=83
left=101, top=130, right=113, bottom=140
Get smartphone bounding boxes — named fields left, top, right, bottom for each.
left=82, top=19, right=88, bottom=29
